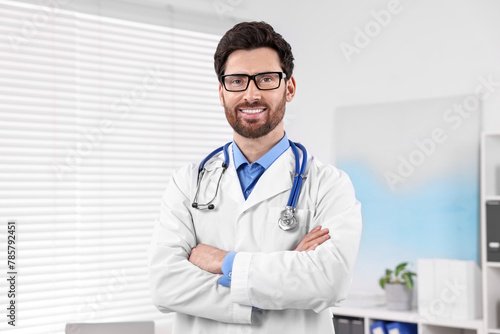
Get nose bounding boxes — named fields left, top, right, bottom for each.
left=243, top=79, right=261, bottom=102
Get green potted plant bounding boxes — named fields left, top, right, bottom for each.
left=379, top=262, right=416, bottom=311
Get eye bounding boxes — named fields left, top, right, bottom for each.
left=226, top=76, right=246, bottom=86
left=260, top=76, right=274, bottom=83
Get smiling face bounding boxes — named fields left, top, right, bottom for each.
left=219, top=47, right=296, bottom=140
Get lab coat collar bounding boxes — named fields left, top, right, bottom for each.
left=243, top=147, right=294, bottom=212
left=226, top=144, right=295, bottom=214
left=226, top=144, right=246, bottom=205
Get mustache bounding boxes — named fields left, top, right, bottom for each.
left=234, top=102, right=269, bottom=109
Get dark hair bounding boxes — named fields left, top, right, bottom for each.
left=214, top=21, right=294, bottom=82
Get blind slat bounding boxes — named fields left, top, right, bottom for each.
left=0, top=2, right=229, bottom=333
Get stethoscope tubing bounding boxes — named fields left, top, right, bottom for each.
left=192, top=142, right=231, bottom=209
left=288, top=141, right=307, bottom=208
left=198, top=142, right=231, bottom=172
left=193, top=140, right=307, bottom=221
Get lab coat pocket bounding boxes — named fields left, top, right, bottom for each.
left=265, top=207, right=313, bottom=252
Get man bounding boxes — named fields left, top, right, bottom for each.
left=149, top=21, right=362, bottom=333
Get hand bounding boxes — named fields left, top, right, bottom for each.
left=294, top=225, right=330, bottom=252
left=188, top=243, right=228, bottom=274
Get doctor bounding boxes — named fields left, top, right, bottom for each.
left=149, top=21, right=362, bottom=333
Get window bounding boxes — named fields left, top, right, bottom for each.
left=0, top=1, right=231, bottom=332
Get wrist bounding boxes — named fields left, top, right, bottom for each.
left=219, top=251, right=237, bottom=287
left=216, top=249, right=229, bottom=274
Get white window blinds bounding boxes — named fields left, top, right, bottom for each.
left=0, top=1, right=232, bottom=333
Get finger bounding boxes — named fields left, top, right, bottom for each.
left=295, top=232, right=312, bottom=251
left=317, top=233, right=331, bottom=244
left=295, top=242, right=305, bottom=251
left=307, top=235, right=330, bottom=251
left=311, top=227, right=329, bottom=237
left=308, top=226, right=322, bottom=236
left=299, top=227, right=321, bottom=244
left=307, top=243, right=319, bottom=251
left=295, top=239, right=311, bottom=252
left=300, top=227, right=328, bottom=244
left=302, top=228, right=329, bottom=245
left=301, top=233, right=330, bottom=251
left=294, top=227, right=330, bottom=251
left=295, top=228, right=327, bottom=250
left=312, top=232, right=330, bottom=246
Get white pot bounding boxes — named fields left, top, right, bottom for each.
left=385, top=283, right=412, bottom=311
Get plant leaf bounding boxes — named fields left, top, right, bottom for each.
left=402, top=272, right=414, bottom=290
left=379, top=276, right=391, bottom=289
left=379, top=277, right=386, bottom=289
left=406, top=277, right=413, bottom=290
left=395, top=262, right=407, bottom=277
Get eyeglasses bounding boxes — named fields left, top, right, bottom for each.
left=221, top=72, right=287, bottom=92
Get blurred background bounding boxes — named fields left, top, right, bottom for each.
left=1, top=0, right=499, bottom=333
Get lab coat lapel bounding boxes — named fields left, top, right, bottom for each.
left=225, top=145, right=246, bottom=205
left=241, top=148, right=294, bottom=213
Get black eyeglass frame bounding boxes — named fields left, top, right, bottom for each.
left=220, top=72, right=287, bottom=92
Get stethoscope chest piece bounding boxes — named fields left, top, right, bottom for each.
left=278, top=206, right=298, bottom=231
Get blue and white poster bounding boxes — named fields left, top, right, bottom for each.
left=334, top=96, right=481, bottom=300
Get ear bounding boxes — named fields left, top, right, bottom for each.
left=286, top=76, right=296, bottom=102
left=219, top=83, right=224, bottom=107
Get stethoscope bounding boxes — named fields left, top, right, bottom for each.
left=192, top=140, right=307, bottom=231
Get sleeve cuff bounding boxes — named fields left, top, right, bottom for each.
left=218, top=251, right=237, bottom=287
left=232, top=301, right=253, bottom=324
left=230, top=252, right=253, bottom=306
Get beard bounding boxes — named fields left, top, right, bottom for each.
left=223, top=92, right=286, bottom=139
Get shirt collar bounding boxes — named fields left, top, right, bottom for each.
left=232, top=133, right=290, bottom=171
left=232, top=142, right=249, bottom=170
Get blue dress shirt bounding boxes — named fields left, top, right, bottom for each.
left=233, top=134, right=290, bottom=199
left=219, top=134, right=290, bottom=288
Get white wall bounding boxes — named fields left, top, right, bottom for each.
left=257, top=0, right=500, bottom=163
left=160, top=0, right=500, bottom=163
left=141, top=0, right=500, bottom=163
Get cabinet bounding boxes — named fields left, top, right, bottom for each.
left=481, top=133, right=500, bottom=334
left=331, top=306, right=483, bottom=334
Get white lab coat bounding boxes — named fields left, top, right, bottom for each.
left=149, top=144, right=362, bottom=334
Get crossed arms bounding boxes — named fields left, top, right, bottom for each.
left=148, top=165, right=362, bottom=324
left=188, top=226, right=331, bottom=275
